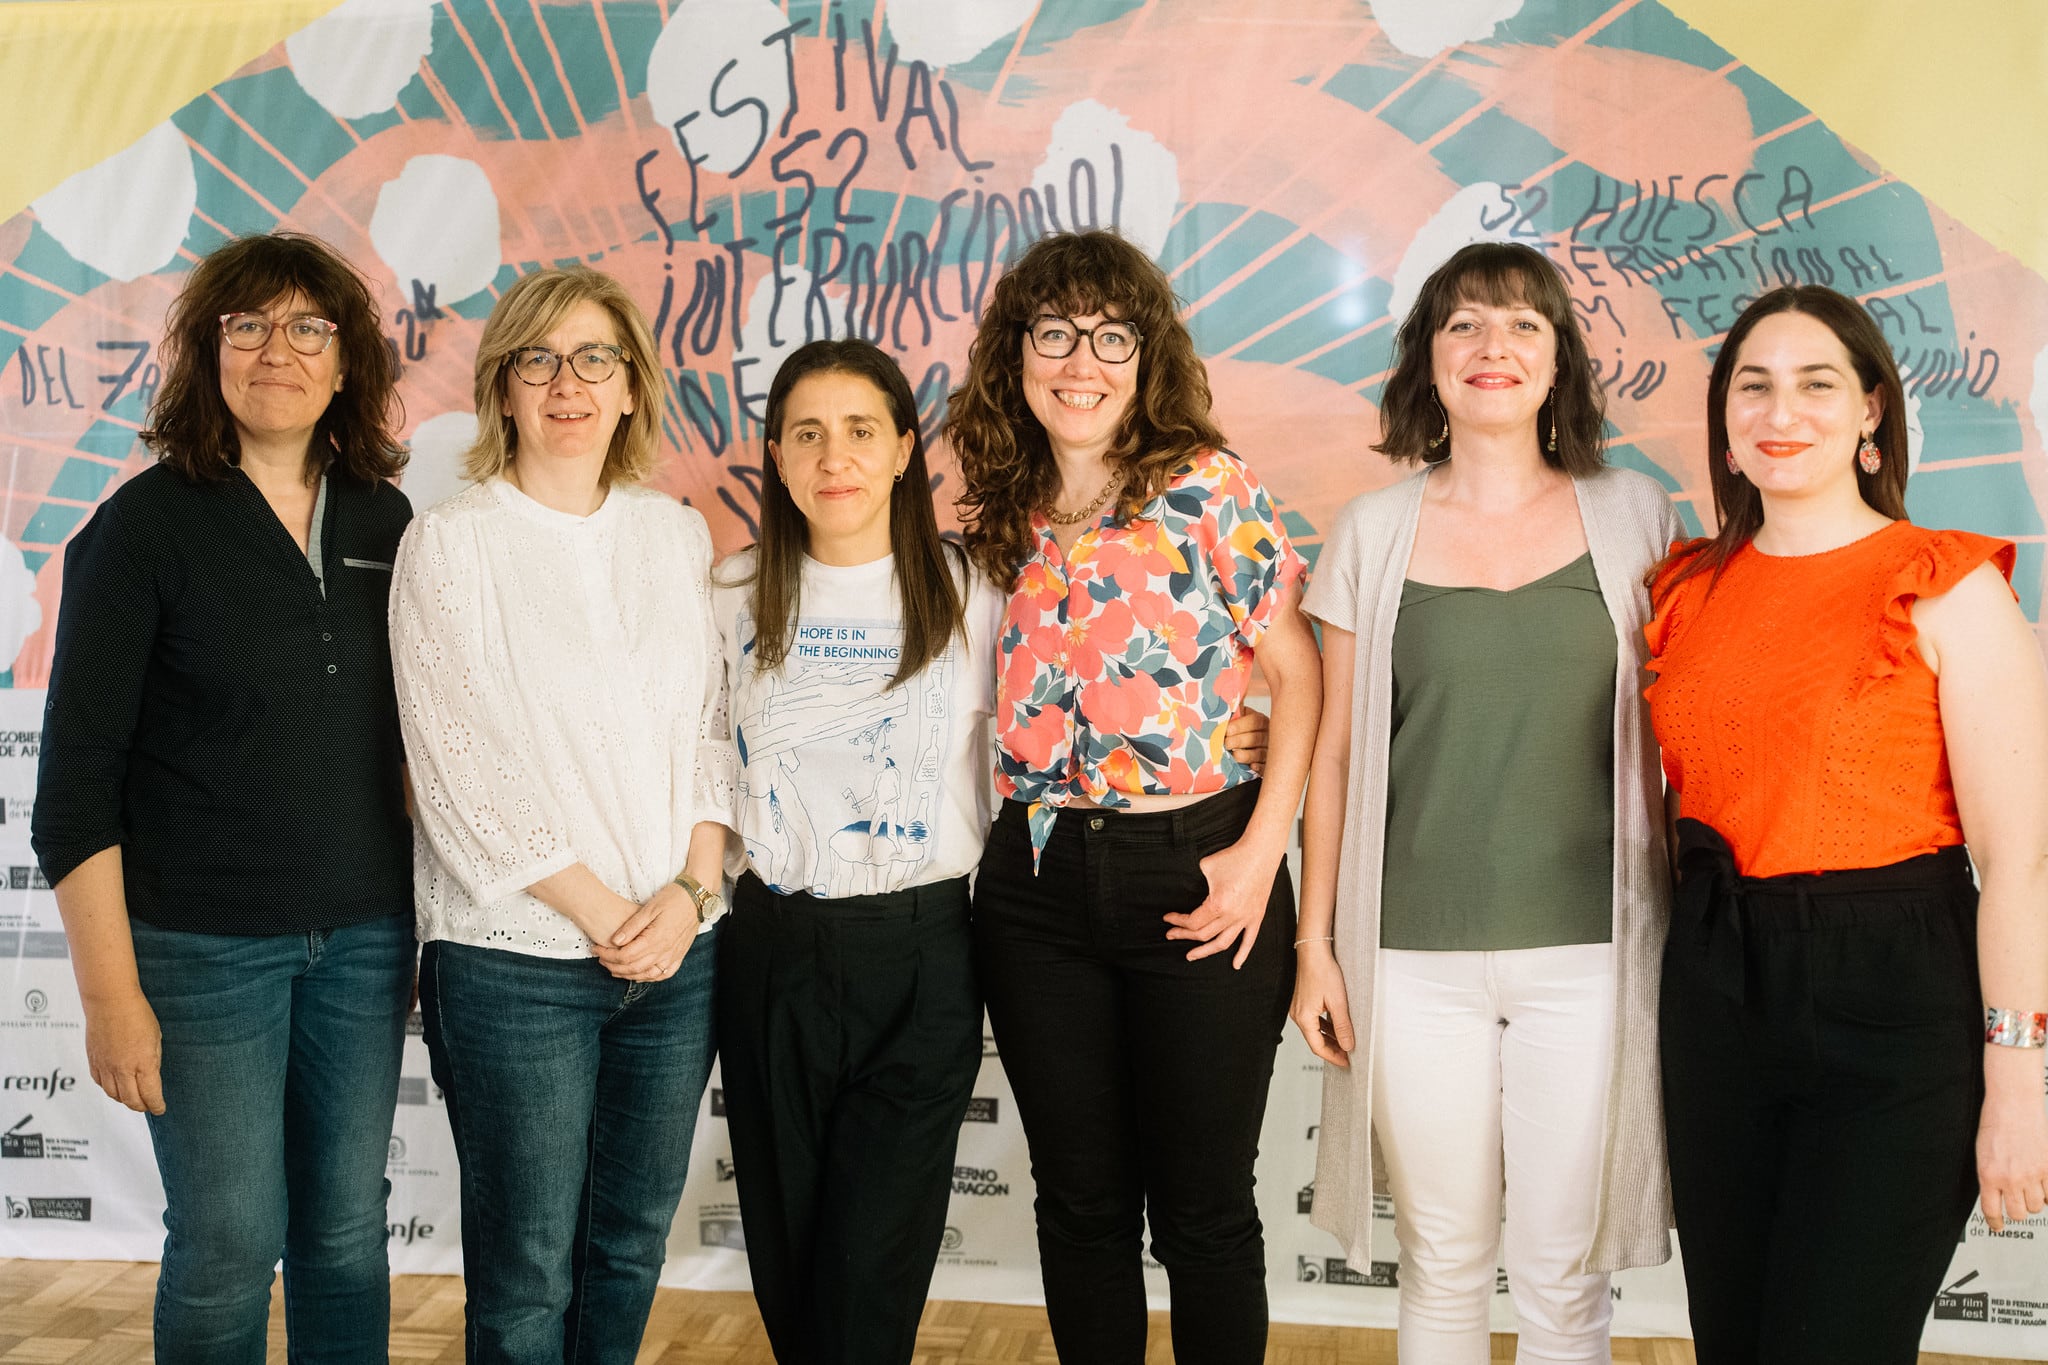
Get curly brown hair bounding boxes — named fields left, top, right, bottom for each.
left=945, top=230, right=1225, bottom=587
left=143, top=232, right=405, bottom=482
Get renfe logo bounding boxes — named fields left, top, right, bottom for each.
left=1, top=1069, right=76, bottom=1096
left=387, top=1215, right=434, bottom=1246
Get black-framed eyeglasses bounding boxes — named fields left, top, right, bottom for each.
left=1025, top=315, right=1143, bottom=364
left=504, top=344, right=630, bottom=386
left=219, top=312, right=339, bottom=355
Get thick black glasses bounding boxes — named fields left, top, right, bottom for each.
left=220, top=313, right=338, bottom=355
left=1025, top=316, right=1143, bottom=364
left=505, top=344, right=629, bottom=386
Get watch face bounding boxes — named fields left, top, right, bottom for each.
left=700, top=892, right=727, bottom=924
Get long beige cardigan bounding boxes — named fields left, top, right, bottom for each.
left=1302, top=463, right=1679, bottom=1275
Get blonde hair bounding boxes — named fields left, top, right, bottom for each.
left=463, top=266, right=663, bottom=485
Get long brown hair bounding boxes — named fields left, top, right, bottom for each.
left=144, top=232, right=405, bottom=482
left=1376, top=241, right=1605, bottom=476
left=727, top=339, right=965, bottom=690
left=946, top=230, right=1226, bottom=587
left=1650, top=286, right=1908, bottom=606
left=464, top=267, right=664, bottom=486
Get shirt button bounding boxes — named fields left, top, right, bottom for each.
left=321, top=632, right=333, bottom=642
left=326, top=664, right=338, bottom=674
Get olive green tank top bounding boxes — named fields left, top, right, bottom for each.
left=1380, top=552, right=1615, bottom=951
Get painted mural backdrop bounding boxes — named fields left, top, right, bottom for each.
left=3, top=0, right=2045, bottom=1351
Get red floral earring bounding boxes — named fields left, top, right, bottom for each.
left=1857, top=433, right=1882, bottom=475
left=1724, top=450, right=1742, bottom=476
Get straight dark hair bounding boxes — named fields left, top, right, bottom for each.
left=1376, top=241, right=1605, bottom=476
left=735, top=340, right=965, bottom=689
left=144, top=232, right=405, bottom=482
left=1649, top=286, right=1909, bottom=606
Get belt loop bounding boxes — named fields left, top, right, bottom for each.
left=1170, top=806, right=1189, bottom=848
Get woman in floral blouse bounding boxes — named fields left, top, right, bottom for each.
left=947, top=229, right=1322, bottom=1365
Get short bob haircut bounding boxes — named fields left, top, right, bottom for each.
left=463, top=266, right=662, bottom=486
left=1651, top=285, right=1909, bottom=605
left=726, top=338, right=965, bottom=689
left=144, top=231, right=405, bottom=482
left=946, top=229, right=1226, bottom=587
left=1376, top=241, right=1605, bottom=477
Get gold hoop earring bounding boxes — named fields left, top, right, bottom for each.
left=1428, top=387, right=1449, bottom=453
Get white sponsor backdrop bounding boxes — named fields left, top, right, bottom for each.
left=3, top=679, right=2045, bottom=1353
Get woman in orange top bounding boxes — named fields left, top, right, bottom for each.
left=1644, top=285, right=2048, bottom=1364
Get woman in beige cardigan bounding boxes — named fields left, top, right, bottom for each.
left=1294, top=242, right=1675, bottom=1363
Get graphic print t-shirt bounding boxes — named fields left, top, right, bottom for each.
left=713, top=550, right=1002, bottom=899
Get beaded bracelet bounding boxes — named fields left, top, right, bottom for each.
left=1985, top=1008, right=2048, bottom=1048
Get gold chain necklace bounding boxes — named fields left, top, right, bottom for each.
left=1045, top=471, right=1122, bottom=526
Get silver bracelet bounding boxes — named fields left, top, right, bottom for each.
left=1294, top=935, right=1335, bottom=949
left=1985, top=1008, right=2048, bottom=1048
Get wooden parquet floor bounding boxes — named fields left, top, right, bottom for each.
left=0, top=1260, right=2015, bottom=1364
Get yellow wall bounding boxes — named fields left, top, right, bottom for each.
left=0, top=0, right=348, bottom=223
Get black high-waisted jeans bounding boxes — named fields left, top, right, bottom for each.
left=1661, top=819, right=1983, bottom=1365
left=973, top=782, right=1295, bottom=1365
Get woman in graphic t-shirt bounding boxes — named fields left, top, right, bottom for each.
left=711, top=339, right=999, bottom=1364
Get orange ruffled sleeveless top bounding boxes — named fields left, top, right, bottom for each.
left=1644, top=520, right=2015, bottom=878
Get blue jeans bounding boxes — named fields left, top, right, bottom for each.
left=132, top=911, right=415, bottom=1365
left=420, top=931, right=718, bottom=1365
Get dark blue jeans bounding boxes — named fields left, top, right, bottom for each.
left=421, top=931, right=718, bottom=1365
left=132, top=911, right=414, bottom=1365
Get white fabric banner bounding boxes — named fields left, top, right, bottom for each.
left=6, top=690, right=2046, bottom=1355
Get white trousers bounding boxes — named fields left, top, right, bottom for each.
left=1371, top=943, right=1617, bottom=1365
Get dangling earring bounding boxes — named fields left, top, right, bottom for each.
left=1427, top=387, right=1449, bottom=453
left=1857, top=433, right=1882, bottom=475
left=1724, top=450, right=1742, bottom=477
left=1546, top=388, right=1557, bottom=455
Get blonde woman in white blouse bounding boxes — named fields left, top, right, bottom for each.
left=390, top=267, right=737, bottom=1364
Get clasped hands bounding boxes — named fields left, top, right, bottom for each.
left=583, top=880, right=703, bottom=981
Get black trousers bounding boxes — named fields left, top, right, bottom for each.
left=973, top=783, right=1295, bottom=1365
left=717, top=872, right=981, bottom=1365
left=1660, top=822, right=1983, bottom=1365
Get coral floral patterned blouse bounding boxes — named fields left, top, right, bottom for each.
left=995, top=448, right=1307, bottom=867
left=1644, top=520, right=2015, bottom=878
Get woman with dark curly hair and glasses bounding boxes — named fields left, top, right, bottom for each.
left=33, top=231, right=414, bottom=1364
left=946, top=229, right=1322, bottom=1364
